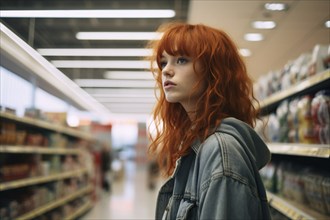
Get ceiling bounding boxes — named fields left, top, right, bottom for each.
left=0, top=0, right=329, bottom=122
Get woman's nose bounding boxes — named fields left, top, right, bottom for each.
left=162, top=64, right=174, bottom=76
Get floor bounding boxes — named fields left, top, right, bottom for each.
left=82, top=160, right=164, bottom=220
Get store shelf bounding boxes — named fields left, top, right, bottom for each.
left=0, top=111, right=93, bottom=141
left=65, top=200, right=93, bottom=220
left=0, top=145, right=81, bottom=154
left=260, top=69, right=330, bottom=109
left=16, top=185, right=93, bottom=220
left=267, top=143, right=330, bottom=158
left=0, top=168, right=87, bottom=191
left=267, top=191, right=329, bottom=220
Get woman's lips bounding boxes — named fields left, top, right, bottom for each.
left=164, top=80, right=176, bottom=89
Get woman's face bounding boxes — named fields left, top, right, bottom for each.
left=160, top=51, right=205, bottom=113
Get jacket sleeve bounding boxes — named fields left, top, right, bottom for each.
left=199, top=175, right=264, bottom=220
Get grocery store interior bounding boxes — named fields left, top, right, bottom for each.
left=0, top=0, right=329, bottom=219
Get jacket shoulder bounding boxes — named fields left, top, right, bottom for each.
left=196, top=131, right=258, bottom=185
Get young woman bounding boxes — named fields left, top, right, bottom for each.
left=147, top=23, right=271, bottom=220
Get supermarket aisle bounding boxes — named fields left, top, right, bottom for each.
left=82, top=160, right=162, bottom=220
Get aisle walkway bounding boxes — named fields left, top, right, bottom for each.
left=82, top=160, right=163, bottom=220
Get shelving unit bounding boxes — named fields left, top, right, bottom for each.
left=0, top=111, right=93, bottom=141
left=258, top=68, right=330, bottom=219
left=16, top=186, right=93, bottom=220
left=259, top=69, right=330, bottom=109
left=0, top=169, right=87, bottom=191
left=0, top=112, right=95, bottom=219
left=267, top=143, right=329, bottom=158
left=267, top=191, right=328, bottom=220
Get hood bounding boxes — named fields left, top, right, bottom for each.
left=216, top=117, right=271, bottom=169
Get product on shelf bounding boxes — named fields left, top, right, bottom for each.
left=311, top=90, right=330, bottom=144
left=255, top=44, right=330, bottom=102
left=0, top=111, right=95, bottom=220
left=276, top=101, right=290, bottom=142
left=43, top=112, right=68, bottom=126
left=287, top=98, right=299, bottom=143
left=259, top=162, right=277, bottom=193
left=303, top=172, right=329, bottom=215
left=322, top=177, right=330, bottom=214
left=260, top=159, right=330, bottom=216
left=297, top=95, right=316, bottom=144
left=0, top=122, right=16, bottom=145
left=308, top=44, right=330, bottom=76
left=0, top=163, right=30, bottom=182
left=24, top=107, right=43, bottom=119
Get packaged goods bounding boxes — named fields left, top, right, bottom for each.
left=267, top=114, right=280, bottom=142
left=287, top=99, right=299, bottom=143
left=281, top=163, right=308, bottom=204
left=48, top=133, right=68, bottom=148
left=295, top=53, right=312, bottom=82
left=297, top=96, right=317, bottom=143
left=0, top=122, right=16, bottom=145
left=43, top=112, right=68, bottom=126
left=308, top=44, right=330, bottom=76
left=322, top=177, right=330, bottom=214
left=24, top=108, right=42, bottom=119
left=0, top=164, right=30, bottom=182
left=259, top=162, right=277, bottom=192
left=311, top=90, right=330, bottom=126
left=311, top=90, right=330, bottom=144
left=304, top=173, right=329, bottom=215
left=276, top=101, right=289, bottom=142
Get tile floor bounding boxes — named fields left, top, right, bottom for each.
left=82, top=160, right=164, bottom=220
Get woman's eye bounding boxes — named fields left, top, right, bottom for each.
left=160, top=61, right=167, bottom=69
left=177, top=57, right=188, bottom=64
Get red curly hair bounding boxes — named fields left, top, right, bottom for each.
left=147, top=22, right=259, bottom=176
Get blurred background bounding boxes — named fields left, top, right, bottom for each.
left=0, top=1, right=329, bottom=220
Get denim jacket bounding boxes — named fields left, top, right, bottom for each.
left=155, top=117, right=271, bottom=220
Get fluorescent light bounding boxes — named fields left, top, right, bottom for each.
left=93, top=93, right=155, bottom=98
left=325, top=20, right=330, bottom=28
left=244, top=33, right=264, bottom=42
left=239, top=49, right=252, bottom=57
left=104, top=103, right=154, bottom=112
left=0, top=9, right=175, bottom=18
left=51, top=60, right=150, bottom=69
left=76, top=32, right=162, bottom=40
left=0, top=22, right=111, bottom=116
left=264, top=3, right=288, bottom=11
left=84, top=88, right=155, bottom=96
left=95, top=97, right=156, bottom=103
left=37, top=48, right=152, bottom=57
left=74, top=79, right=155, bottom=88
left=104, top=71, right=154, bottom=80
left=252, top=21, right=276, bottom=29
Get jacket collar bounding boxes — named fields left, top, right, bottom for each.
left=191, top=139, right=202, bottom=154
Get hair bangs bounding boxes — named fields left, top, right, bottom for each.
left=156, top=25, right=199, bottom=67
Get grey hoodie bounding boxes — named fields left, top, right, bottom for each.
left=156, top=117, right=271, bottom=220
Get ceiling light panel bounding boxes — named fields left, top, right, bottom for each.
left=104, top=71, right=154, bottom=80
left=95, top=97, right=156, bottom=103
left=264, top=3, right=288, bottom=11
left=76, top=32, right=163, bottom=40
left=0, top=10, right=175, bottom=18
left=51, top=60, right=150, bottom=69
left=325, top=20, right=330, bottom=28
left=75, top=79, right=155, bottom=88
left=244, top=33, right=264, bottom=41
left=104, top=103, right=154, bottom=112
left=84, top=88, right=156, bottom=96
left=252, top=21, right=276, bottom=29
left=38, top=48, right=152, bottom=57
